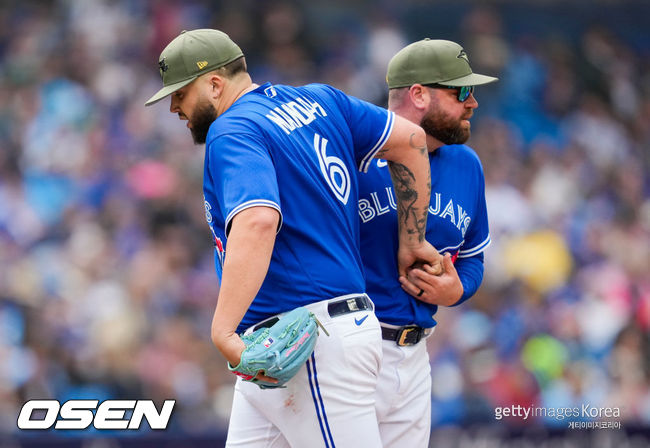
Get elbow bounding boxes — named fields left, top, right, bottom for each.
left=210, top=325, right=222, bottom=349
left=211, top=332, right=218, bottom=349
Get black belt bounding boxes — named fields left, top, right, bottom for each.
left=251, top=295, right=372, bottom=332
left=327, top=294, right=373, bottom=317
left=381, top=325, right=427, bottom=346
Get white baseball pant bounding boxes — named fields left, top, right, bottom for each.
left=375, top=324, right=434, bottom=448
left=225, top=294, right=383, bottom=448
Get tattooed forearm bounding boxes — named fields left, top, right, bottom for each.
left=388, top=161, right=428, bottom=243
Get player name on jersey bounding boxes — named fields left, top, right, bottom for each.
left=359, top=187, right=472, bottom=238
left=265, top=96, right=328, bottom=135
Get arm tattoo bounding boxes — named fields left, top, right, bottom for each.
left=388, top=161, right=428, bottom=243
left=375, top=146, right=390, bottom=158
left=376, top=132, right=426, bottom=159
left=409, top=132, right=427, bottom=155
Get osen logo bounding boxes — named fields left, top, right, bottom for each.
left=17, top=399, right=175, bottom=430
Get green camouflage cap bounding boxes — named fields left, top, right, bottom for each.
left=386, top=39, right=498, bottom=89
left=145, top=29, right=244, bottom=106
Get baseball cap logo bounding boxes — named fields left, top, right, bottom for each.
left=457, top=49, right=469, bottom=63
left=158, top=58, right=169, bottom=73
left=145, top=28, right=245, bottom=107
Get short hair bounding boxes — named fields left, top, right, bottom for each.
left=387, top=87, right=408, bottom=109
left=217, top=56, right=247, bottom=78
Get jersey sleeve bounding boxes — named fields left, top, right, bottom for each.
left=457, top=159, right=490, bottom=258
left=453, top=151, right=489, bottom=305
left=319, top=85, right=395, bottom=173
left=206, top=130, right=282, bottom=236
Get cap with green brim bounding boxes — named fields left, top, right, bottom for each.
left=386, top=38, right=498, bottom=89
left=145, top=29, right=244, bottom=106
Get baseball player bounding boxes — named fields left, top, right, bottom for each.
left=358, top=39, right=498, bottom=447
left=145, top=29, right=441, bottom=447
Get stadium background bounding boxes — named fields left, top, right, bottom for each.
left=0, top=0, right=649, bottom=446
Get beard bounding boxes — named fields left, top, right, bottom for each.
left=189, top=100, right=218, bottom=144
left=420, top=105, right=471, bottom=145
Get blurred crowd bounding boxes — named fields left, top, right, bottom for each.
left=0, top=0, right=649, bottom=440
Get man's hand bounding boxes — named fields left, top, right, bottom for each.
left=399, top=253, right=463, bottom=306
left=397, top=240, right=443, bottom=278
left=215, top=332, right=279, bottom=385
left=221, top=307, right=317, bottom=389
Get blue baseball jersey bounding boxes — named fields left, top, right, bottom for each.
left=358, top=144, right=490, bottom=328
left=203, top=82, right=395, bottom=332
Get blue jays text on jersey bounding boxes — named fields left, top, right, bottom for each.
left=360, top=164, right=473, bottom=246
left=202, top=82, right=395, bottom=332
left=358, top=144, right=490, bottom=328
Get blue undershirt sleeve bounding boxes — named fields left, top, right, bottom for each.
left=451, top=252, right=485, bottom=306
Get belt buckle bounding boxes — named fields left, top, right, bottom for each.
left=346, top=298, right=360, bottom=312
left=397, top=326, right=421, bottom=346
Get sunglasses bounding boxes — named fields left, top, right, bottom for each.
left=424, top=84, right=474, bottom=102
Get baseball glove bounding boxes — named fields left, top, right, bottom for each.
left=228, top=306, right=320, bottom=389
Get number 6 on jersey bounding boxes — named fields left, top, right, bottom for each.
left=314, top=133, right=350, bottom=205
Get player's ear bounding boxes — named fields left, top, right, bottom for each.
left=409, top=84, right=429, bottom=111
left=207, top=72, right=226, bottom=99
